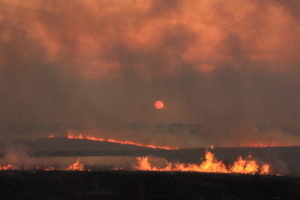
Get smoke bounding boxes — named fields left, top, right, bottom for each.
left=1, top=0, right=300, bottom=147
left=0, top=141, right=37, bottom=169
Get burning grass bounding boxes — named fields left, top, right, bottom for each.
left=135, top=151, right=270, bottom=175
left=0, top=164, right=17, bottom=170
left=64, top=131, right=178, bottom=150
left=0, top=151, right=271, bottom=175
left=0, top=159, right=85, bottom=171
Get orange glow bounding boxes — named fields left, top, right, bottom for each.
left=154, top=100, right=165, bottom=110
left=0, top=160, right=85, bottom=171
left=261, top=164, right=270, bottom=175
left=42, top=160, right=85, bottom=171
left=229, top=156, right=259, bottom=174
left=0, top=152, right=271, bottom=174
left=44, top=167, right=55, bottom=171
left=65, top=159, right=84, bottom=171
left=0, top=164, right=17, bottom=170
left=65, top=131, right=177, bottom=150
left=1, top=0, right=300, bottom=80
left=239, top=142, right=295, bottom=148
left=135, top=151, right=270, bottom=175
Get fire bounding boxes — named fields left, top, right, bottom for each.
left=65, top=132, right=177, bottom=150
left=0, top=153, right=271, bottom=175
left=65, top=159, right=85, bottom=171
left=260, top=164, right=270, bottom=175
left=0, top=164, right=17, bottom=170
left=135, top=151, right=270, bottom=175
left=240, top=144, right=295, bottom=148
left=136, top=157, right=172, bottom=171
left=239, top=141, right=296, bottom=148
left=44, top=167, right=55, bottom=171
left=229, top=156, right=260, bottom=174
left=0, top=160, right=85, bottom=171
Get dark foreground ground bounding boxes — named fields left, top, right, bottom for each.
left=0, top=171, right=299, bottom=200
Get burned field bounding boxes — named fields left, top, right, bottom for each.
left=0, top=171, right=299, bottom=200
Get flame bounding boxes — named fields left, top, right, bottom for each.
left=135, top=151, right=270, bottom=175
left=44, top=166, right=55, bottom=171
left=260, top=164, right=270, bottom=175
left=43, top=159, right=85, bottom=171
left=240, top=144, right=295, bottom=148
left=136, top=157, right=172, bottom=171
left=0, top=160, right=85, bottom=171
left=239, top=141, right=296, bottom=148
left=0, top=153, right=271, bottom=174
left=65, top=159, right=85, bottom=171
left=0, top=164, right=17, bottom=170
left=65, top=132, right=177, bottom=150
left=229, top=156, right=260, bottom=174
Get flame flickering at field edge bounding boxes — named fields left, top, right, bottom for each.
left=135, top=151, right=270, bottom=175
left=0, top=164, right=18, bottom=171
left=0, top=153, right=271, bottom=175
left=0, top=160, right=85, bottom=171
left=239, top=143, right=296, bottom=148
left=64, top=132, right=178, bottom=150
left=64, top=159, right=85, bottom=171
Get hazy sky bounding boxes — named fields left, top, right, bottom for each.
left=1, top=0, right=300, bottom=147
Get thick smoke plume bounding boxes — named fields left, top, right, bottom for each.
left=1, top=0, right=300, bottom=147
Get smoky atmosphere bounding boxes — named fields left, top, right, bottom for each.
left=1, top=0, right=300, bottom=148
left=2, top=1, right=300, bottom=199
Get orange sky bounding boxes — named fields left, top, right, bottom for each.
left=1, top=0, right=300, bottom=77
left=1, top=0, right=300, bottom=147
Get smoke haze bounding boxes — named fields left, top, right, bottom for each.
left=1, top=0, right=300, bottom=147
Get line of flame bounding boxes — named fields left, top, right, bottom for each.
left=135, top=151, right=271, bottom=175
left=239, top=144, right=295, bottom=148
left=0, top=153, right=271, bottom=175
left=0, top=164, right=18, bottom=170
left=0, top=159, right=85, bottom=171
left=65, top=132, right=178, bottom=150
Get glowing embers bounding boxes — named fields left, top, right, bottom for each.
left=65, top=159, right=84, bottom=171
left=0, top=153, right=271, bottom=175
left=239, top=140, right=297, bottom=147
left=135, top=151, right=270, bottom=175
left=240, top=143, right=295, bottom=148
left=45, top=159, right=85, bottom=171
left=0, top=159, right=85, bottom=171
left=65, top=132, right=177, bottom=150
left=0, top=164, right=18, bottom=170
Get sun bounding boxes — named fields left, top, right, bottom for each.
left=154, top=100, right=165, bottom=110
